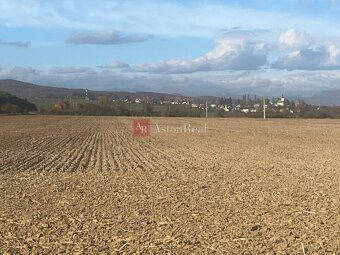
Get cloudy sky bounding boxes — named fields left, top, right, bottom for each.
left=1, top=0, right=340, bottom=96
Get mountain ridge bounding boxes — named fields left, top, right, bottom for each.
left=1, top=79, right=340, bottom=106
left=305, top=89, right=340, bottom=106
left=0, top=79, right=189, bottom=99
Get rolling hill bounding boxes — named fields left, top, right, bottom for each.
left=305, top=89, right=340, bottom=106
left=5, top=78, right=340, bottom=106
left=0, top=79, right=85, bottom=98
left=0, top=79, right=190, bottom=100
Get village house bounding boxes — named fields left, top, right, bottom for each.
left=275, top=96, right=285, bottom=107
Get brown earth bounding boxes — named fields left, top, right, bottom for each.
left=0, top=116, right=339, bottom=254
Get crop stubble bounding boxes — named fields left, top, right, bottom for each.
left=0, top=116, right=339, bottom=254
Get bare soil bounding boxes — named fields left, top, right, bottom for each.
left=0, top=116, right=339, bottom=254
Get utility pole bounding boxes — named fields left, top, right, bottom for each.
left=263, top=97, right=266, bottom=120
left=206, top=101, right=208, bottom=118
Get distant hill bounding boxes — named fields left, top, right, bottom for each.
left=0, top=79, right=86, bottom=98
left=157, top=83, right=237, bottom=98
left=305, top=89, right=340, bottom=106
left=0, top=79, right=190, bottom=100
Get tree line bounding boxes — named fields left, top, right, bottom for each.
left=40, top=99, right=206, bottom=117
left=0, top=92, right=37, bottom=114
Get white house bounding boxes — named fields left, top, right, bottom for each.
left=276, top=97, right=285, bottom=107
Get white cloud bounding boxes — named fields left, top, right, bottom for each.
left=272, top=45, right=340, bottom=70
left=0, top=40, right=31, bottom=47
left=2, top=65, right=340, bottom=96
left=10, top=66, right=39, bottom=75
left=98, top=61, right=130, bottom=69
left=0, top=1, right=339, bottom=37
left=328, top=44, right=340, bottom=64
left=66, top=31, right=152, bottom=45
left=133, top=36, right=268, bottom=74
left=49, top=67, right=93, bottom=74
left=0, top=66, right=40, bottom=81
left=279, top=29, right=313, bottom=49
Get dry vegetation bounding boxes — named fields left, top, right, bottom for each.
left=0, top=116, right=339, bottom=254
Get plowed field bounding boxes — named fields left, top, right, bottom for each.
left=0, top=116, right=339, bottom=254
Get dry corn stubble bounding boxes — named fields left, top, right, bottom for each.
left=0, top=116, right=339, bottom=254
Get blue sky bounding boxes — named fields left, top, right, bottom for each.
left=1, top=0, right=340, bottom=96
